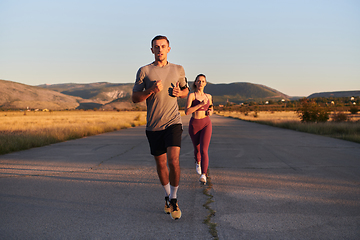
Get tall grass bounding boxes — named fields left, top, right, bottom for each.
left=257, top=120, right=360, bottom=143
left=217, top=111, right=360, bottom=144
left=0, top=111, right=147, bottom=155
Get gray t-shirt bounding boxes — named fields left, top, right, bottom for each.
left=133, top=62, right=187, bottom=131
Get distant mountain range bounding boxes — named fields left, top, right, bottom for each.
left=38, top=82, right=142, bottom=110
left=0, top=80, right=80, bottom=110
left=38, top=81, right=291, bottom=109
left=0, top=79, right=358, bottom=110
left=204, top=82, right=289, bottom=103
left=308, top=91, right=360, bottom=98
left=38, top=82, right=134, bottom=102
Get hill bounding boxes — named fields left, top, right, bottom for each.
left=38, top=82, right=144, bottom=110
left=0, top=79, right=80, bottom=110
left=40, top=81, right=290, bottom=107
left=0, top=79, right=300, bottom=110
left=308, top=91, right=360, bottom=98
left=204, top=82, right=289, bottom=104
left=38, top=82, right=134, bottom=103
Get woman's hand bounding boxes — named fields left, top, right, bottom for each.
left=206, top=106, right=213, bottom=116
left=201, top=98, right=208, bottom=106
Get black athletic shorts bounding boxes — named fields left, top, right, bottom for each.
left=146, top=124, right=183, bottom=156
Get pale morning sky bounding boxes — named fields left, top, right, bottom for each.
left=0, top=0, right=359, bottom=96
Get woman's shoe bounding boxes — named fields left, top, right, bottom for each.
left=199, top=174, right=207, bottom=185
left=196, top=162, right=201, bottom=175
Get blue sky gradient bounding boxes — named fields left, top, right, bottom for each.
left=1, top=0, right=359, bottom=96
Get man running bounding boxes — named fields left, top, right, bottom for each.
left=132, top=35, right=189, bottom=220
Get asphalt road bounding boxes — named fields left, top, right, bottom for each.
left=1, top=114, right=359, bottom=240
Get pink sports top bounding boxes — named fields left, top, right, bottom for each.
left=191, top=94, right=210, bottom=111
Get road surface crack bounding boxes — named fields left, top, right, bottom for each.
left=202, top=171, right=219, bottom=240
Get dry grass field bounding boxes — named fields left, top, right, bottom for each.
left=217, top=110, right=360, bottom=123
left=0, top=110, right=147, bottom=155
left=216, top=111, right=360, bottom=144
left=217, top=111, right=301, bottom=122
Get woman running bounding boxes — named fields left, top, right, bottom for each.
left=185, top=74, right=213, bottom=184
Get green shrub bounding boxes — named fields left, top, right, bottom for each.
left=349, top=106, right=358, bottom=114
left=297, top=98, right=329, bottom=123
left=332, top=112, right=348, bottom=122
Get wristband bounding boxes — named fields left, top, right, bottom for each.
left=180, top=77, right=189, bottom=90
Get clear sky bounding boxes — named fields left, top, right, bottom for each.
left=1, top=0, right=359, bottom=96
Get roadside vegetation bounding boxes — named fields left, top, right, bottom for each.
left=216, top=97, right=360, bottom=144
left=0, top=110, right=147, bottom=155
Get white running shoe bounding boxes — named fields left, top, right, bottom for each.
left=196, top=162, right=201, bottom=175
left=199, top=174, right=207, bottom=184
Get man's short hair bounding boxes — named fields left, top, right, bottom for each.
left=151, top=35, right=170, bottom=47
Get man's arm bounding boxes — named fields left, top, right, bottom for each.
left=132, top=89, right=153, bottom=103
left=178, top=87, right=189, bottom=98
left=132, top=80, right=163, bottom=103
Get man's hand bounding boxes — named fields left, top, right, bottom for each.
left=172, top=82, right=181, bottom=97
left=132, top=80, right=163, bottom=103
left=151, top=80, right=163, bottom=94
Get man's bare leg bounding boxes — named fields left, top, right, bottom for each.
left=166, top=146, right=182, bottom=219
left=167, top=146, right=180, bottom=187
left=154, top=153, right=169, bottom=186
left=154, top=146, right=180, bottom=186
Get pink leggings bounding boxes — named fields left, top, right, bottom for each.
left=188, top=116, right=212, bottom=175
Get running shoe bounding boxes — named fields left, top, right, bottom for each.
left=199, top=174, right=207, bottom=184
left=196, top=162, right=201, bottom=175
left=164, top=196, right=171, bottom=214
left=169, top=198, right=182, bottom=220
